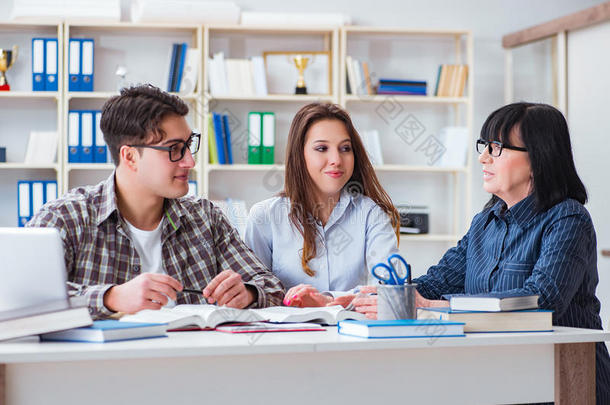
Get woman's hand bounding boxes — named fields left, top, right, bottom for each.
left=283, top=284, right=332, bottom=307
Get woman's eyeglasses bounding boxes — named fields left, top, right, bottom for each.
left=476, top=138, right=527, bottom=157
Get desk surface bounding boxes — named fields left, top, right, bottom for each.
left=0, top=326, right=608, bottom=363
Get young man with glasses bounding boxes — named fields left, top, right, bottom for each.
left=28, top=84, right=285, bottom=318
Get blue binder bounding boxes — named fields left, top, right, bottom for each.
left=68, top=38, right=81, bottom=91
left=212, top=113, right=227, bottom=164
left=222, top=114, right=234, bottom=164
left=17, top=181, right=32, bottom=227
left=167, top=44, right=178, bottom=92
left=80, top=39, right=94, bottom=92
left=44, top=38, right=58, bottom=91
left=68, top=110, right=80, bottom=163
left=43, top=180, right=58, bottom=203
left=31, top=38, right=46, bottom=91
left=93, top=111, right=107, bottom=163
left=174, top=43, right=188, bottom=92
left=79, top=111, right=94, bottom=163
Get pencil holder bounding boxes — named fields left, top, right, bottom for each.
left=377, top=283, right=417, bottom=320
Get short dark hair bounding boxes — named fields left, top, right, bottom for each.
left=481, top=102, right=587, bottom=211
left=100, top=84, right=189, bottom=165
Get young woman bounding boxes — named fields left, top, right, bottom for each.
left=349, top=102, right=610, bottom=403
left=244, top=102, right=399, bottom=307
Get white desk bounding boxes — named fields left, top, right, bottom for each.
left=0, top=326, right=607, bottom=404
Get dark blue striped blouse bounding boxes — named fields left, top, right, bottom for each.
left=415, top=194, right=609, bottom=403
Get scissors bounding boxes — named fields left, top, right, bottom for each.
left=371, top=253, right=412, bottom=285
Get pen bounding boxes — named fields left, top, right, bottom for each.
left=182, top=288, right=203, bottom=295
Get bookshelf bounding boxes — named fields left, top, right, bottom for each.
left=0, top=21, right=473, bottom=274
left=339, top=27, right=473, bottom=272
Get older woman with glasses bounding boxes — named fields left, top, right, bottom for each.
left=349, top=102, right=610, bottom=403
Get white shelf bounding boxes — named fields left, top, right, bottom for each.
left=68, top=92, right=198, bottom=100
left=208, top=25, right=338, bottom=34
left=66, top=163, right=115, bottom=171
left=344, top=95, right=468, bottom=104
left=374, top=165, right=467, bottom=173
left=207, top=94, right=335, bottom=102
left=0, top=163, right=59, bottom=170
left=207, top=164, right=284, bottom=172
left=67, top=22, right=200, bottom=31
left=0, top=91, right=58, bottom=99
left=343, top=26, right=470, bottom=36
left=400, top=234, right=459, bottom=242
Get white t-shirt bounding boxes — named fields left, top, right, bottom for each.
left=124, top=218, right=175, bottom=307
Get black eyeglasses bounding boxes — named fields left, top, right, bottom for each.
left=129, top=132, right=201, bottom=162
left=476, top=138, right=527, bottom=157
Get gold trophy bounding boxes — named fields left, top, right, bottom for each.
left=292, top=55, right=309, bottom=95
left=0, top=45, right=18, bottom=91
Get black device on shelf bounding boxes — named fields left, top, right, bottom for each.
left=396, top=204, right=429, bottom=234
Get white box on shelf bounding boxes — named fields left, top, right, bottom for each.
left=435, top=126, right=469, bottom=168
left=23, top=131, right=58, bottom=165
left=10, top=0, right=120, bottom=23
left=131, top=0, right=240, bottom=24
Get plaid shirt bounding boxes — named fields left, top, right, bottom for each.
left=27, top=173, right=285, bottom=318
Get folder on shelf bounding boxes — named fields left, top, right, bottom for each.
left=247, top=112, right=261, bottom=164
left=94, top=111, right=107, bottom=163
left=31, top=181, right=45, bottom=218
left=221, top=114, right=234, bottom=164
left=174, top=43, right=188, bottom=92
left=68, top=38, right=81, bottom=92
left=68, top=111, right=80, bottom=163
left=17, top=181, right=31, bottom=227
left=44, top=180, right=58, bottom=203
left=261, top=112, right=275, bottom=164
left=167, top=44, right=178, bottom=92
left=80, top=111, right=94, bottom=163
left=80, top=39, right=94, bottom=92
left=187, top=180, right=197, bottom=197
left=44, top=38, right=58, bottom=92
left=31, top=38, right=45, bottom=91
left=208, top=115, right=218, bottom=164
left=212, top=113, right=227, bottom=164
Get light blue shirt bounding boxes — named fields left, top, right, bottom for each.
left=244, top=189, right=399, bottom=293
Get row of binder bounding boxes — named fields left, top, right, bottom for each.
left=167, top=42, right=187, bottom=92
left=68, top=110, right=109, bottom=164
left=69, top=38, right=94, bottom=92
left=17, top=180, right=58, bottom=227
left=208, top=112, right=234, bottom=165
left=248, top=112, right=275, bottom=164
left=31, top=38, right=58, bottom=91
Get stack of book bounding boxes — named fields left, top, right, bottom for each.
left=345, top=56, right=373, bottom=96
left=208, top=112, right=234, bottom=164
left=377, top=78, right=427, bottom=96
left=434, top=64, right=468, bottom=97
left=417, top=293, right=553, bottom=333
left=207, top=52, right=267, bottom=97
left=166, top=43, right=199, bottom=93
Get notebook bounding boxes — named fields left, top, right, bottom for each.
left=337, top=319, right=465, bottom=339
left=444, top=292, right=539, bottom=312
left=40, top=320, right=167, bottom=342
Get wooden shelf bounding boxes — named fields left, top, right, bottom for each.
left=400, top=234, right=459, bottom=242
left=0, top=91, right=58, bottom=99
left=206, top=94, right=335, bottom=102
left=207, top=164, right=284, bottom=172
left=0, top=163, right=59, bottom=170
left=343, top=26, right=470, bottom=36
left=67, top=22, right=200, bottom=31
left=208, top=25, right=338, bottom=34
left=344, top=95, right=468, bottom=104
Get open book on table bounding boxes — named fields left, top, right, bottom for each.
left=120, top=305, right=365, bottom=330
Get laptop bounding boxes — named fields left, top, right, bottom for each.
left=0, top=227, right=70, bottom=314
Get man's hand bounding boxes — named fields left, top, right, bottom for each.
left=202, top=270, right=255, bottom=308
left=283, top=284, right=332, bottom=307
left=104, top=273, right=183, bottom=314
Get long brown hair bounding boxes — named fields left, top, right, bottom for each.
left=282, top=102, right=400, bottom=277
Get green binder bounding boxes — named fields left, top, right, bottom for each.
left=261, top=112, right=275, bottom=164
left=248, top=112, right=262, bottom=164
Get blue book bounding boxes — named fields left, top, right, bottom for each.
left=212, top=113, right=227, bottom=164
left=417, top=307, right=553, bottom=333
left=167, top=44, right=178, bottom=92
left=222, top=114, right=234, bottom=164
left=379, top=78, right=427, bottom=86
left=174, top=43, right=188, bottom=92
left=377, top=84, right=427, bottom=94
left=337, top=319, right=465, bottom=339
left=443, top=292, right=540, bottom=312
left=40, top=320, right=168, bottom=343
